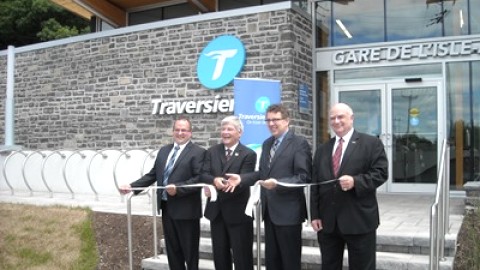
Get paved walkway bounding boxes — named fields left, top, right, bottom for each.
left=0, top=190, right=466, bottom=237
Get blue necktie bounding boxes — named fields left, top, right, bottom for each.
left=162, top=145, right=180, bottom=200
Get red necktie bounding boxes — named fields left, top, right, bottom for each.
left=332, top=138, right=343, bottom=177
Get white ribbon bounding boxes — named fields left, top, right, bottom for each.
left=244, top=179, right=339, bottom=224
left=130, top=183, right=218, bottom=202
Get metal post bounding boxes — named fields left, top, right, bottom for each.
left=3, top=45, right=20, bottom=150
left=152, top=188, right=158, bottom=258
left=127, top=193, right=134, bottom=270
left=255, top=201, right=262, bottom=270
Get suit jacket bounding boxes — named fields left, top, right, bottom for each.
left=201, top=143, right=257, bottom=224
left=310, top=130, right=388, bottom=234
left=243, top=130, right=312, bottom=226
left=131, top=141, right=206, bottom=220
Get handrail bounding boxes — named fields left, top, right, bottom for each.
left=255, top=200, right=262, bottom=269
left=126, top=187, right=159, bottom=270
left=41, top=150, right=66, bottom=198
left=3, top=150, right=28, bottom=195
left=429, top=139, right=450, bottom=270
left=63, top=150, right=87, bottom=199
left=22, top=150, right=47, bottom=196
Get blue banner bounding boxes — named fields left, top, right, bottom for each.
left=234, top=78, right=281, bottom=154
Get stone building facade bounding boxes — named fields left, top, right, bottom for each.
left=0, top=3, right=313, bottom=150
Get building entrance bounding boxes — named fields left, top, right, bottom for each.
left=334, top=79, right=445, bottom=192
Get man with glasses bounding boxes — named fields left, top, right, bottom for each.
left=226, top=104, right=312, bottom=270
left=119, top=116, right=206, bottom=270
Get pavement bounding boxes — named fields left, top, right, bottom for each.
left=0, top=190, right=466, bottom=236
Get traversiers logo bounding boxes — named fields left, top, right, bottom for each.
left=197, top=35, right=246, bottom=90
left=255, top=97, right=271, bottom=113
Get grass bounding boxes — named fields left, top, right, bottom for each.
left=0, top=203, right=98, bottom=270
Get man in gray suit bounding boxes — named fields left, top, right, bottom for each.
left=310, top=103, right=388, bottom=270
left=202, top=115, right=257, bottom=270
left=119, top=116, right=206, bottom=270
left=227, top=104, right=312, bottom=270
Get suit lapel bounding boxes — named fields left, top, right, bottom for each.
left=326, top=138, right=336, bottom=177
left=170, top=141, right=191, bottom=174
left=222, top=144, right=242, bottom=175
left=268, top=131, right=292, bottom=171
left=338, top=131, right=360, bottom=174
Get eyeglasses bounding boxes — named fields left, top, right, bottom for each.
left=174, top=129, right=191, bottom=134
left=264, top=118, right=284, bottom=123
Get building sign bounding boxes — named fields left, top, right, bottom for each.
left=234, top=78, right=281, bottom=151
left=332, top=40, right=480, bottom=66
left=151, top=95, right=234, bottom=115
left=197, top=35, right=246, bottom=89
left=298, top=83, right=310, bottom=114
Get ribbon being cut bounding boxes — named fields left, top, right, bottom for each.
left=244, top=179, right=339, bottom=223
left=128, top=183, right=218, bottom=202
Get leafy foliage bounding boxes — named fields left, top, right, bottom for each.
left=0, top=0, right=90, bottom=50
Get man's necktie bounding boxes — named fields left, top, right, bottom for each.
left=162, top=145, right=180, bottom=200
left=332, top=138, right=343, bottom=177
left=226, top=149, right=232, bottom=161
left=269, top=139, right=279, bottom=165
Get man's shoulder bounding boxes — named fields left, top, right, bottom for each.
left=238, top=143, right=256, bottom=155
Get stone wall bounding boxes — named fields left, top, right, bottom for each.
left=0, top=5, right=313, bottom=150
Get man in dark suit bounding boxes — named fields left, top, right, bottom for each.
left=119, top=116, right=206, bottom=270
left=201, top=115, right=257, bottom=270
left=310, top=103, right=388, bottom=270
left=226, top=104, right=312, bottom=270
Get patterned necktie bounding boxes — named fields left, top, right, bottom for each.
left=162, top=145, right=180, bottom=200
left=332, top=138, right=343, bottom=177
left=269, top=139, right=279, bottom=165
left=226, top=149, right=232, bottom=161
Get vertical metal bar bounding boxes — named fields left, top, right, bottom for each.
left=5, top=46, right=15, bottom=147
left=429, top=207, right=438, bottom=270
left=255, top=201, right=262, bottom=270
left=153, top=188, right=158, bottom=258
left=127, top=193, right=134, bottom=270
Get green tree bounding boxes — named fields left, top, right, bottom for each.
left=0, top=0, right=90, bottom=50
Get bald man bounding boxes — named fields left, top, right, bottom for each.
left=310, top=103, right=388, bottom=270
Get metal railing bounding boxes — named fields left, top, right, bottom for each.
left=0, top=149, right=156, bottom=198
left=429, top=139, right=450, bottom=270
left=126, top=187, right=159, bottom=270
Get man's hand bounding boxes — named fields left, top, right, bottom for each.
left=166, top=184, right=177, bottom=196
left=311, top=219, right=323, bottom=232
left=213, top=177, right=227, bottom=191
left=260, top=178, right=277, bottom=190
left=224, top=173, right=241, bottom=192
left=119, top=184, right=132, bottom=194
left=339, top=175, right=354, bottom=191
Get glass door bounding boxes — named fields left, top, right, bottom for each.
left=387, top=81, right=445, bottom=192
left=335, top=80, right=445, bottom=192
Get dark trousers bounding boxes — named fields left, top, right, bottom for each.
left=210, top=215, right=254, bottom=270
left=318, top=226, right=376, bottom=270
left=264, top=212, right=302, bottom=270
left=161, top=202, right=200, bottom=270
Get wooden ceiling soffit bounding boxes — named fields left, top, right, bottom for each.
left=74, top=0, right=126, bottom=27
left=187, top=0, right=216, bottom=12
left=50, top=0, right=92, bottom=20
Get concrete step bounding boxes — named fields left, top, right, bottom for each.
left=153, top=237, right=454, bottom=270
left=199, top=218, right=458, bottom=256
left=142, top=248, right=454, bottom=270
